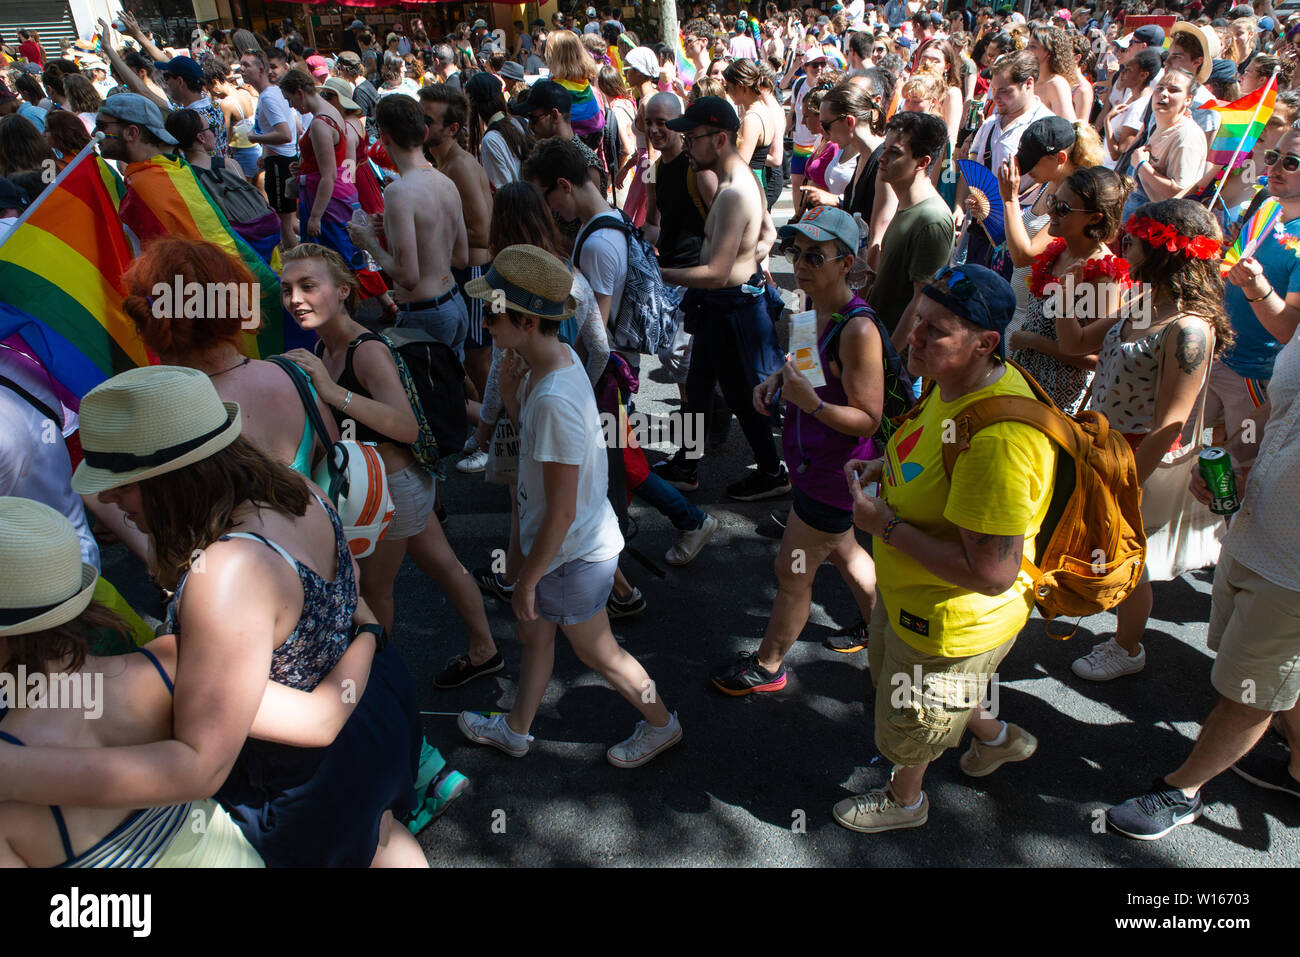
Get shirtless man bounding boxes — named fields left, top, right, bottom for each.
left=418, top=85, right=495, bottom=399
left=350, top=94, right=470, bottom=359
left=654, top=97, right=789, bottom=502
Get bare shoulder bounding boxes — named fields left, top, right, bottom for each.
left=1166, top=314, right=1212, bottom=376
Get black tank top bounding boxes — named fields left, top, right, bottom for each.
left=654, top=152, right=707, bottom=270
left=316, top=334, right=404, bottom=445
left=748, top=110, right=772, bottom=173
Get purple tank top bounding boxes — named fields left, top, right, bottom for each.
left=781, top=296, right=879, bottom=512
left=804, top=141, right=835, bottom=190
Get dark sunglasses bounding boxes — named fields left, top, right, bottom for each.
left=930, top=266, right=994, bottom=321
left=785, top=244, right=849, bottom=268
left=1045, top=193, right=1098, bottom=217
left=1265, top=149, right=1300, bottom=172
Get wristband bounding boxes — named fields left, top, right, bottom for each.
left=355, top=622, right=386, bottom=653
left=810, top=398, right=825, bottom=417
left=880, top=516, right=901, bottom=544
left=1245, top=285, right=1274, bottom=303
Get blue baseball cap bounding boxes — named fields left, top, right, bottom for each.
left=922, top=264, right=1016, bottom=359
left=778, top=205, right=859, bottom=251
left=154, top=55, right=203, bottom=85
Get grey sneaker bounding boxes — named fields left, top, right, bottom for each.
left=665, top=514, right=719, bottom=565
left=457, top=711, right=533, bottom=758
left=606, top=713, right=683, bottom=768
left=832, top=785, right=929, bottom=834
left=959, top=723, right=1037, bottom=777
left=457, top=449, right=489, bottom=473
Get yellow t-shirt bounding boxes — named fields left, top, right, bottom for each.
left=877, top=365, right=1057, bottom=658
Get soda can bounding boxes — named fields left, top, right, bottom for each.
left=1199, top=447, right=1240, bottom=515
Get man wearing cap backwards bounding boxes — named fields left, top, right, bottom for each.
left=834, top=263, right=1054, bottom=833
left=654, top=97, right=789, bottom=501
left=350, top=95, right=470, bottom=358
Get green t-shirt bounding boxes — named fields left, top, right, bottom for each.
left=866, top=194, right=954, bottom=335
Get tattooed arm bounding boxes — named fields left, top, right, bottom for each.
left=1133, top=317, right=1212, bottom=483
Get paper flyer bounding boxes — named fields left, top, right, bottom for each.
left=788, top=310, right=826, bottom=389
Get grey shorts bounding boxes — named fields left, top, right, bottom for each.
left=386, top=463, right=437, bottom=540
left=396, top=294, right=469, bottom=362
left=535, top=556, right=618, bottom=625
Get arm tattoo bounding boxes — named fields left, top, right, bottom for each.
left=1175, top=325, right=1207, bottom=376
left=969, top=531, right=1019, bottom=561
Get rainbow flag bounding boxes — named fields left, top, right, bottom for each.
left=554, top=78, right=605, bottom=138
left=0, top=144, right=142, bottom=400
left=1222, top=196, right=1283, bottom=275
left=1203, top=81, right=1277, bottom=167
left=675, top=36, right=696, bottom=90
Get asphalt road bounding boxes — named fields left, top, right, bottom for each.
left=102, top=190, right=1299, bottom=868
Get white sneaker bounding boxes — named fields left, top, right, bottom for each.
left=1071, top=638, right=1146, bottom=681
left=458, top=711, right=533, bottom=757
left=665, top=514, right=719, bottom=566
left=461, top=435, right=478, bottom=454
left=606, top=713, right=683, bottom=768
left=457, top=449, right=489, bottom=473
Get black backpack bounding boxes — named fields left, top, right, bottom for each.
left=824, top=303, right=916, bottom=443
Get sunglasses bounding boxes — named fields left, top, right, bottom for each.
left=785, top=244, right=850, bottom=268
left=1265, top=149, right=1300, bottom=172
left=930, top=266, right=994, bottom=322
left=820, top=114, right=848, bottom=131
left=1045, top=193, right=1098, bottom=217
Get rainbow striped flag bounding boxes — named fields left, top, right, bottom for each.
left=675, top=36, right=696, bottom=89
left=554, top=78, right=605, bottom=138
left=1203, top=80, right=1277, bottom=167
left=0, top=144, right=142, bottom=400
left=1222, top=195, right=1283, bottom=275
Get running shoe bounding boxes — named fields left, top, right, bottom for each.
left=711, top=651, right=787, bottom=695
left=653, top=457, right=699, bottom=492
left=726, top=465, right=792, bottom=501
left=607, top=586, right=647, bottom=619
left=607, top=713, right=684, bottom=768
left=823, top=617, right=867, bottom=653
left=474, top=567, right=515, bottom=602
left=1106, top=779, right=1203, bottom=840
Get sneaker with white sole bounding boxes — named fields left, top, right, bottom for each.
left=606, top=713, right=683, bottom=768
left=1106, top=779, right=1203, bottom=840
left=832, top=785, right=929, bottom=833
left=1071, top=638, right=1145, bottom=681
left=457, top=711, right=533, bottom=757
left=959, top=723, right=1038, bottom=777
left=457, top=449, right=489, bottom=473
left=665, top=514, right=719, bottom=565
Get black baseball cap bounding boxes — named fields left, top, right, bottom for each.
left=666, top=96, right=741, bottom=132
left=1016, top=116, right=1075, bottom=174
left=0, top=177, right=30, bottom=213
left=923, top=264, right=1016, bottom=360
left=508, top=79, right=572, bottom=117
left=1132, top=24, right=1164, bottom=46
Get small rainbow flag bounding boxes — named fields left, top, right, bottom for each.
left=1203, top=80, right=1277, bottom=167
left=675, top=35, right=696, bottom=90
left=0, top=143, right=142, bottom=400
left=1222, top=196, right=1283, bottom=275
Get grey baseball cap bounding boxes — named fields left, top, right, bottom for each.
left=99, top=92, right=178, bottom=145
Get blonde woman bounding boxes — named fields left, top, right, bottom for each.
left=544, top=29, right=606, bottom=141
left=901, top=68, right=955, bottom=207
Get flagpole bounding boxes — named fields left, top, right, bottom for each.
left=0, top=134, right=104, bottom=256
left=1207, top=68, right=1278, bottom=214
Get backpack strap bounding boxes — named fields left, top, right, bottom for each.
left=571, top=211, right=632, bottom=268
left=686, top=166, right=709, bottom=221
left=0, top=374, right=60, bottom=425
left=268, top=356, right=344, bottom=499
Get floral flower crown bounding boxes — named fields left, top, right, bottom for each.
left=1124, top=216, right=1221, bottom=261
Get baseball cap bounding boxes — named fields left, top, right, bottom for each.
left=305, top=54, right=329, bottom=79
left=923, top=264, right=1016, bottom=359
left=472, top=19, right=488, bottom=30
left=500, top=60, right=525, bottom=82
left=624, top=46, right=659, bottom=79
left=895, top=35, right=914, bottom=49
left=99, top=92, right=178, bottom=145
left=777, top=205, right=858, bottom=251
left=666, top=96, right=741, bottom=133
left=154, top=55, right=203, bottom=85
left=347, top=19, right=366, bottom=30
left=929, top=11, right=944, bottom=25
left=1209, top=58, right=1240, bottom=85
left=508, top=78, right=572, bottom=116
left=804, top=46, right=829, bottom=64
left=1016, top=116, right=1076, bottom=175
left=1260, top=16, right=1277, bottom=32
left=1132, top=24, right=1165, bottom=46
left=337, top=50, right=362, bottom=65
left=0, top=177, right=30, bottom=213
left=1227, top=4, right=1255, bottom=18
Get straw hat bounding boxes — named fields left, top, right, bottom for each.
left=464, top=245, right=578, bottom=320
left=71, top=366, right=242, bottom=495
left=0, top=498, right=98, bottom=637
left=1170, top=21, right=1222, bottom=84
left=321, top=76, right=360, bottom=113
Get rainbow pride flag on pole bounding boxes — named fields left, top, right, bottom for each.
left=0, top=140, right=141, bottom=400
left=1203, top=76, right=1277, bottom=167
left=675, top=35, right=696, bottom=90
left=1222, top=196, right=1283, bottom=275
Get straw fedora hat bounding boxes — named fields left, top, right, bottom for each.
left=321, top=76, right=361, bottom=113
left=71, top=366, right=242, bottom=496
left=464, top=244, right=578, bottom=321
left=1170, top=21, right=1221, bottom=84
left=0, top=498, right=98, bottom=637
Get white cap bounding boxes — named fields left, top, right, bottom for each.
left=625, top=46, right=660, bottom=79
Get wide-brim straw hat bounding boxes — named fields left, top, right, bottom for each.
left=1170, top=21, right=1221, bottom=84
left=321, top=76, right=360, bottom=113
left=0, top=498, right=98, bottom=637
left=71, top=366, right=242, bottom=495
left=464, top=245, right=578, bottom=321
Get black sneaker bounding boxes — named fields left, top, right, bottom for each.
left=474, top=567, right=515, bottom=603
left=653, top=457, right=699, bottom=492
left=1106, top=778, right=1203, bottom=840
left=1231, top=754, right=1300, bottom=798
left=607, top=586, right=647, bottom=619
left=824, top=617, right=868, bottom=653
left=434, top=651, right=505, bottom=689
left=711, top=651, right=788, bottom=696
left=727, top=465, right=792, bottom=501
left=770, top=508, right=789, bottom=529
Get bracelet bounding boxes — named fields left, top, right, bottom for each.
left=340, top=390, right=354, bottom=411
left=809, top=399, right=825, bottom=417
left=1245, top=285, right=1274, bottom=303
left=879, top=516, right=901, bottom=544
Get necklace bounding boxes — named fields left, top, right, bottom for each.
left=208, top=356, right=250, bottom=377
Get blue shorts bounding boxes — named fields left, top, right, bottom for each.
left=230, top=145, right=261, bottom=178
left=792, top=486, right=853, bottom=535
left=791, top=152, right=809, bottom=176
left=535, top=555, right=618, bottom=625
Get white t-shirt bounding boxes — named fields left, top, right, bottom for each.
left=480, top=124, right=525, bottom=190
left=575, top=215, right=628, bottom=331
left=516, top=346, right=623, bottom=572
left=255, top=84, right=297, bottom=157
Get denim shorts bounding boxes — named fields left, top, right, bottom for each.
left=396, top=295, right=468, bottom=362
left=386, top=463, right=437, bottom=540
left=535, top=556, right=618, bottom=625
left=230, top=145, right=261, bottom=178
left=792, top=486, right=853, bottom=535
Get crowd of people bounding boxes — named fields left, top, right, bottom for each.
left=0, top=0, right=1298, bottom=867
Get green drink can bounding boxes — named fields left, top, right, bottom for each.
left=1199, top=447, right=1240, bottom=515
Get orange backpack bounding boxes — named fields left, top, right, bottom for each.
left=905, top=361, right=1147, bottom=631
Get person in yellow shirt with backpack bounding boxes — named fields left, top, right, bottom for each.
left=837, top=263, right=1056, bottom=834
